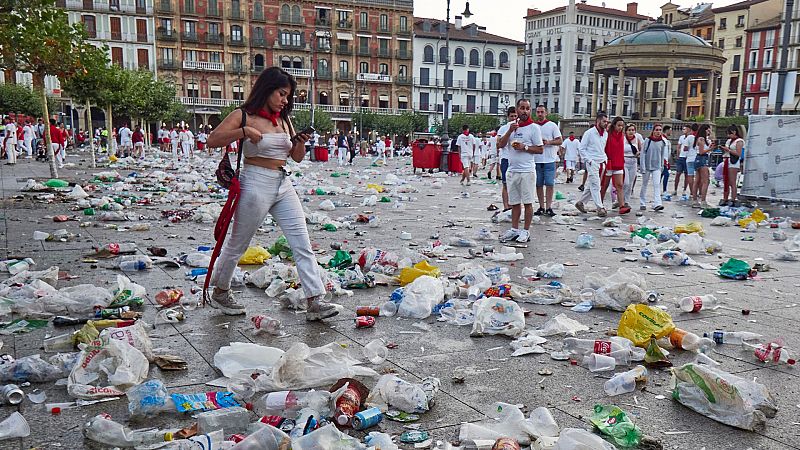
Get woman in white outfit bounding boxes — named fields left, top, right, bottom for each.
left=205, top=67, right=338, bottom=321
left=720, top=125, right=744, bottom=207
left=620, top=123, right=642, bottom=209
left=638, top=123, right=668, bottom=212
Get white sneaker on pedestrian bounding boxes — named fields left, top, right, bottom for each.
left=515, top=229, right=530, bottom=243
left=500, top=228, right=520, bottom=242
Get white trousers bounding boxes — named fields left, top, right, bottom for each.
left=338, top=147, right=347, bottom=166
left=372, top=151, right=386, bottom=164
left=578, top=161, right=604, bottom=208
left=181, top=142, right=192, bottom=159
left=51, top=143, right=61, bottom=166
left=623, top=158, right=638, bottom=202
left=639, top=169, right=662, bottom=208
left=5, top=141, right=16, bottom=164
left=211, top=165, right=325, bottom=298
left=171, top=141, right=179, bottom=159
left=23, top=138, right=33, bottom=157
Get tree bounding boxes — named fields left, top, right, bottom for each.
left=0, top=0, right=98, bottom=178
left=447, top=113, right=500, bottom=135
left=292, top=108, right=334, bottom=134
left=0, top=83, right=47, bottom=117
left=166, top=100, right=191, bottom=124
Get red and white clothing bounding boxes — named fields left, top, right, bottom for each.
left=577, top=125, right=608, bottom=208
left=533, top=120, right=562, bottom=164
left=455, top=132, right=475, bottom=166
left=562, top=136, right=580, bottom=170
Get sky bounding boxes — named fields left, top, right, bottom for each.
left=413, top=0, right=744, bottom=42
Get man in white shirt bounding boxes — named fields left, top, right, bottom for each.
left=455, top=125, right=476, bottom=185
left=170, top=127, right=180, bottom=160
left=118, top=124, right=132, bottom=158
left=575, top=112, right=609, bottom=217
left=179, top=126, right=194, bottom=160
left=497, top=99, right=544, bottom=243
left=22, top=120, right=34, bottom=158
left=561, top=131, right=580, bottom=183
left=672, top=124, right=692, bottom=197
left=3, top=117, right=18, bottom=165
left=533, top=105, right=563, bottom=216
left=372, top=136, right=387, bottom=165
left=496, top=107, right=518, bottom=212
left=486, top=132, right=498, bottom=180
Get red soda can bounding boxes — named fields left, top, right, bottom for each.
left=356, top=306, right=381, bottom=316
left=355, top=316, right=376, bottom=328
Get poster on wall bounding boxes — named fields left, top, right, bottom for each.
left=740, top=115, right=800, bottom=203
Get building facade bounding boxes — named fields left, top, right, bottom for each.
left=412, top=17, right=522, bottom=131
left=742, top=16, right=780, bottom=114
left=766, top=1, right=799, bottom=113
left=523, top=0, right=651, bottom=119
left=153, top=0, right=413, bottom=130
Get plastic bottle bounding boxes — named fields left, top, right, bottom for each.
left=251, top=315, right=282, bottom=336
left=661, top=328, right=714, bottom=351
left=575, top=233, right=595, bottom=248
left=105, top=243, right=137, bottom=254
left=196, top=406, right=251, bottom=435
left=157, top=431, right=227, bottom=450
left=43, top=333, right=75, bottom=353
left=7, top=258, right=34, bottom=275
left=603, top=365, right=648, bottom=396
left=679, top=295, right=719, bottom=313
left=84, top=414, right=172, bottom=447
left=227, top=425, right=290, bottom=450
left=705, top=330, right=763, bottom=345
left=119, top=260, right=147, bottom=272
left=128, top=380, right=176, bottom=418
left=562, top=337, right=632, bottom=356
left=264, top=278, right=286, bottom=298
left=448, top=237, right=477, bottom=247
left=254, top=391, right=307, bottom=417
left=185, top=268, right=208, bottom=278
left=745, top=341, right=797, bottom=365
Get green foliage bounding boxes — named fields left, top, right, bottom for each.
left=166, top=100, right=191, bottom=124
left=0, top=83, right=46, bottom=116
left=686, top=114, right=705, bottom=122
left=350, top=111, right=427, bottom=137
left=219, top=103, right=240, bottom=120
left=292, top=108, right=334, bottom=134
left=546, top=113, right=561, bottom=124
left=714, top=116, right=748, bottom=129
left=447, top=113, right=501, bottom=135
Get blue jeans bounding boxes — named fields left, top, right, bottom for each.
left=535, top=162, right=556, bottom=187
left=661, top=166, right=670, bottom=192
left=500, top=158, right=509, bottom=184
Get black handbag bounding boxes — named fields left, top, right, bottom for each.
left=215, top=108, right=246, bottom=188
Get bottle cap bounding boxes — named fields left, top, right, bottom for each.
left=245, top=402, right=253, bottom=410
left=336, top=414, right=350, bottom=426
left=164, top=432, right=173, bottom=441
left=51, top=407, right=61, bottom=414
left=789, top=359, right=796, bottom=365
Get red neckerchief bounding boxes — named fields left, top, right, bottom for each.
left=649, top=134, right=663, bottom=141
left=255, top=109, right=280, bottom=126
left=596, top=125, right=605, bottom=136
left=462, top=130, right=470, bottom=136
left=568, top=136, right=575, bottom=141
left=518, top=117, right=534, bottom=127
left=535, top=119, right=549, bottom=126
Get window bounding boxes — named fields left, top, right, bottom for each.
left=419, top=92, right=430, bottom=111
left=399, top=64, right=407, bottom=78
left=358, top=36, right=369, bottom=53
left=337, top=10, right=349, bottom=27
left=253, top=1, right=262, bottom=19
left=186, top=82, right=198, bottom=98
left=160, top=47, right=174, bottom=62
left=379, top=14, right=388, bottom=31
left=439, top=46, right=448, bottom=63
left=291, top=31, right=301, bottom=47
left=317, top=58, right=329, bottom=75
left=398, top=40, right=408, bottom=56
left=110, top=0, right=120, bottom=9
left=467, top=71, right=477, bottom=89
left=292, top=5, right=301, bottom=21
left=359, top=61, right=369, bottom=73
left=233, top=85, right=244, bottom=101
left=455, top=48, right=465, bottom=65
left=339, top=60, right=348, bottom=74
left=209, top=51, right=221, bottom=63
left=379, top=63, right=388, bottom=75
left=732, top=54, right=741, bottom=71
left=717, top=39, right=724, bottom=49
left=399, top=16, right=408, bottom=31
left=183, top=20, right=196, bottom=35
left=209, top=84, right=222, bottom=99
left=729, top=76, right=738, bottom=93
left=489, top=73, right=502, bottom=90
left=110, top=17, right=121, bottom=40
left=82, top=15, right=96, bottom=38
left=208, top=22, right=219, bottom=36
left=419, top=67, right=430, bottom=85
left=111, top=47, right=123, bottom=67
left=183, top=49, right=197, bottom=61
left=499, top=51, right=509, bottom=68
left=231, top=53, right=243, bottom=71
left=469, top=49, right=479, bottom=66
left=574, top=100, right=580, bottom=114
left=444, top=69, right=453, bottom=87
left=735, top=36, right=743, bottom=48
left=484, top=50, right=494, bottom=67
left=231, top=25, right=242, bottom=41
left=466, top=95, right=476, bottom=113
left=253, top=26, right=264, bottom=41
left=747, top=73, right=756, bottom=87
left=379, top=39, right=389, bottom=55
left=764, top=49, right=773, bottom=67
left=360, top=12, right=368, bottom=29
left=737, top=15, right=745, bottom=27
left=423, top=45, right=433, bottom=63
left=280, top=4, right=289, bottom=18
left=762, top=72, right=771, bottom=89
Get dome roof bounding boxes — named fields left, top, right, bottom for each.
left=606, top=22, right=710, bottom=47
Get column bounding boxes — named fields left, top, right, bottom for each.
left=665, top=66, right=675, bottom=120
left=638, top=77, right=647, bottom=118
left=602, top=74, right=609, bottom=113
left=591, top=72, right=600, bottom=115
left=681, top=76, right=690, bottom=120
left=615, top=67, right=625, bottom=117
left=704, top=71, right=715, bottom=120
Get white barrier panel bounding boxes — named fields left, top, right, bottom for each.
left=740, top=115, right=800, bottom=203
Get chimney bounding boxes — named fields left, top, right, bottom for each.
left=526, top=8, right=541, bottom=17
left=455, top=15, right=463, bottom=30
left=627, top=2, right=638, bottom=15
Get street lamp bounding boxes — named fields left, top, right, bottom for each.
left=311, top=29, right=332, bottom=128
left=442, top=1, right=474, bottom=137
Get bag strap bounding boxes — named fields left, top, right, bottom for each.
left=234, top=108, right=246, bottom=173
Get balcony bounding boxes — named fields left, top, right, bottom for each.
left=396, top=26, right=411, bottom=36
left=207, top=2, right=221, bottom=17
left=251, top=37, right=269, bottom=48
left=157, top=59, right=178, bottom=70
left=551, top=87, right=560, bottom=93
left=534, top=68, right=542, bottom=75
left=378, top=25, right=390, bottom=34
left=358, top=46, right=373, bottom=56
left=279, top=14, right=303, bottom=25
left=317, top=70, right=332, bottom=80
left=357, top=73, right=392, bottom=83
left=252, top=10, right=265, bottom=22
left=252, top=65, right=265, bottom=74
left=182, top=31, right=198, bottom=42
left=180, top=97, right=242, bottom=108
left=396, top=76, right=411, bottom=85
left=227, top=6, right=243, bottom=20
left=228, top=36, right=247, bottom=47
left=396, top=49, right=411, bottom=59
left=283, top=67, right=312, bottom=78
left=315, top=17, right=331, bottom=27
left=155, top=1, right=172, bottom=13
left=277, top=40, right=305, bottom=50
left=229, top=64, right=246, bottom=74
left=718, top=25, right=727, bottom=30
left=157, top=27, right=177, bottom=41
left=377, top=49, right=390, bottom=58
left=183, top=60, right=224, bottom=71
left=535, top=48, right=543, bottom=55
left=338, top=19, right=353, bottom=29
left=735, top=22, right=745, bottom=28
left=542, top=67, right=550, bottom=74
left=554, top=45, right=562, bottom=52
left=336, top=44, right=352, bottom=55
left=553, top=66, right=561, bottom=74
left=524, top=69, right=533, bottom=76
left=205, top=32, right=224, bottom=44
left=484, top=81, right=517, bottom=92
left=543, top=47, right=551, bottom=53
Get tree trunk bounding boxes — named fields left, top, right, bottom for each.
left=34, top=72, right=58, bottom=178
left=105, top=104, right=113, bottom=155
left=87, top=101, right=96, bottom=168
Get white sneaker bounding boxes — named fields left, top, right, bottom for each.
left=500, top=229, right=520, bottom=242
left=516, top=229, right=530, bottom=243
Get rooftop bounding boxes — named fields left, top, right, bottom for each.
left=606, top=21, right=710, bottom=47
left=525, top=2, right=652, bottom=21
left=712, top=0, right=771, bottom=13
left=413, top=18, right=524, bottom=46
left=746, top=15, right=782, bottom=31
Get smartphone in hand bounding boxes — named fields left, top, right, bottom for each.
left=291, top=126, right=315, bottom=143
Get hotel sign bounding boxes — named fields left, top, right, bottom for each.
left=528, top=27, right=626, bottom=39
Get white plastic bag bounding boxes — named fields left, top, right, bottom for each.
left=677, top=233, right=704, bottom=255
left=553, top=428, right=615, bottom=450
left=68, top=336, right=149, bottom=399
left=293, top=424, right=366, bottom=450
left=537, top=262, right=564, bottom=278
left=213, top=342, right=285, bottom=378
left=470, top=297, right=525, bottom=337
left=318, top=199, right=336, bottom=211
left=362, top=195, right=377, bottom=207
left=365, top=374, right=435, bottom=413
left=397, top=275, right=443, bottom=319
left=711, top=216, right=732, bottom=226
left=101, top=321, right=154, bottom=361
left=533, top=314, right=589, bottom=337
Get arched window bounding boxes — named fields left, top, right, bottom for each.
left=253, top=26, right=264, bottom=40
left=317, top=58, right=329, bottom=75
left=291, top=5, right=301, bottom=21
left=438, top=46, right=447, bottom=63
left=280, top=56, right=291, bottom=68
left=379, top=63, right=388, bottom=75
left=253, top=54, right=265, bottom=69
left=484, top=50, right=494, bottom=67
left=292, top=56, right=303, bottom=68
left=280, top=4, right=289, bottom=18
left=360, top=61, right=369, bottom=73
left=253, top=2, right=262, bottom=17
left=423, top=45, right=433, bottom=63
left=398, top=64, right=407, bottom=77
left=499, top=51, right=509, bottom=68
left=319, top=91, right=329, bottom=105
left=291, top=31, right=301, bottom=47
left=469, top=49, right=479, bottom=66
left=279, top=30, right=291, bottom=46
left=455, top=48, right=465, bottom=65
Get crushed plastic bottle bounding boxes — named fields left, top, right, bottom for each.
left=84, top=414, right=172, bottom=447
left=197, top=406, right=251, bottom=434
left=679, top=295, right=719, bottom=313
left=603, top=365, right=648, bottom=396
left=575, top=233, right=595, bottom=249
left=660, top=328, right=714, bottom=351
left=705, top=330, right=763, bottom=345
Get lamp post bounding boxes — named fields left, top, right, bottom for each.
left=311, top=30, right=332, bottom=127
left=441, top=1, right=473, bottom=137
left=774, top=0, right=794, bottom=114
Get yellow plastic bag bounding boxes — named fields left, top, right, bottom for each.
left=617, top=304, right=675, bottom=348
left=674, top=222, right=704, bottom=236
left=239, top=246, right=271, bottom=265
left=366, top=183, right=385, bottom=193
left=738, top=208, right=766, bottom=228
left=398, top=260, right=441, bottom=286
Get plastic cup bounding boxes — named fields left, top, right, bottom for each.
left=363, top=338, right=388, bottom=364
left=584, top=353, right=616, bottom=372
left=0, top=412, right=30, bottom=439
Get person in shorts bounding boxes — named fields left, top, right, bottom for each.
left=533, top=105, right=562, bottom=216
left=561, top=132, right=579, bottom=183
left=685, top=123, right=698, bottom=201
left=496, top=99, right=544, bottom=243
left=496, top=107, right=518, bottom=212
left=672, top=124, right=692, bottom=197
left=456, top=124, right=475, bottom=185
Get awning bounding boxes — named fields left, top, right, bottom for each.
left=316, top=30, right=331, bottom=37
left=361, top=94, right=370, bottom=100
left=336, top=32, right=353, bottom=40
left=379, top=94, right=389, bottom=101
left=339, top=92, right=349, bottom=98
left=398, top=96, right=408, bottom=102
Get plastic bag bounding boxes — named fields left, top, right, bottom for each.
left=267, top=236, right=293, bottom=259
left=109, top=275, right=146, bottom=308
left=533, top=313, right=589, bottom=337
left=239, top=246, right=271, bottom=265
left=459, top=402, right=532, bottom=445
left=711, top=216, right=732, bottom=226
left=232, top=425, right=291, bottom=449
left=589, top=268, right=647, bottom=311
left=590, top=404, right=643, bottom=448
left=101, top=321, right=154, bottom=361
left=738, top=209, right=767, bottom=228
left=718, top=258, right=751, bottom=280
left=293, top=424, right=366, bottom=450
left=68, top=336, right=149, bottom=399
left=575, top=233, right=595, bottom=248
left=0, top=354, right=74, bottom=382
left=617, top=304, right=675, bottom=347
left=674, top=222, right=705, bottom=235
left=677, top=233, right=704, bottom=255
left=536, top=262, right=564, bottom=278
left=328, top=250, right=353, bottom=269
left=366, top=183, right=385, bottom=193
left=128, top=379, right=171, bottom=418
left=470, top=297, right=526, bottom=337
left=553, top=428, right=616, bottom=450
left=213, top=342, right=285, bottom=378
left=671, top=363, right=777, bottom=431
left=397, top=275, right=443, bottom=319
left=784, top=234, right=800, bottom=252
left=318, top=199, right=336, bottom=211
left=398, top=260, right=440, bottom=286
left=365, top=374, right=437, bottom=413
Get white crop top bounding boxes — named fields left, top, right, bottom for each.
left=242, top=133, right=292, bottom=160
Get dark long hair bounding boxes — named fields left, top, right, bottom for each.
left=241, top=67, right=297, bottom=124
left=609, top=116, right=625, bottom=133
left=696, top=124, right=711, bottom=148
left=727, top=124, right=742, bottom=140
